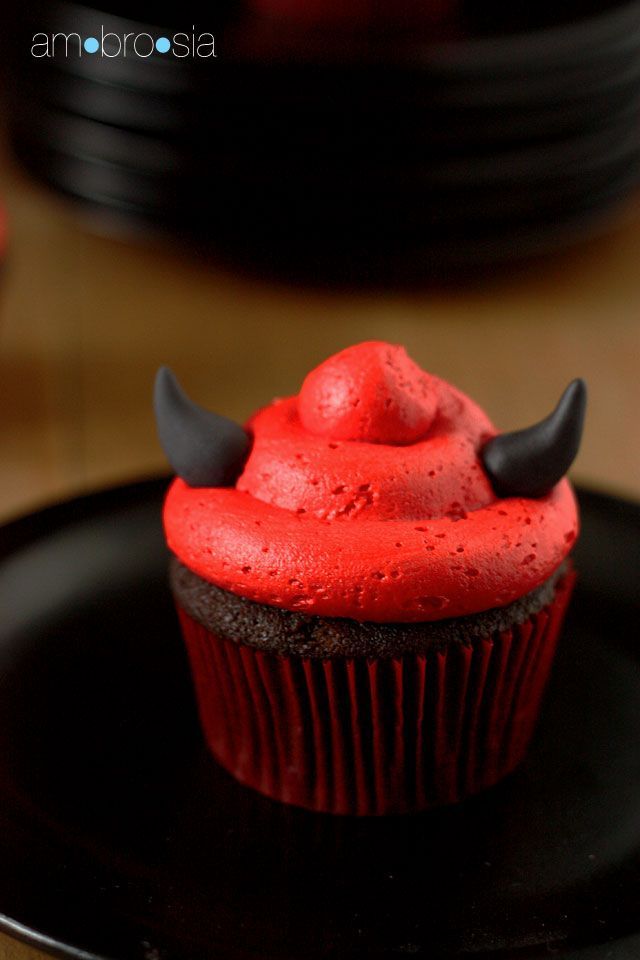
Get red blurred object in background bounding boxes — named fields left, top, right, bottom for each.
left=249, top=0, right=458, bottom=30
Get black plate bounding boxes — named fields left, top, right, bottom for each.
left=11, top=140, right=640, bottom=283
left=12, top=133, right=640, bottom=231
left=39, top=28, right=640, bottom=102
left=19, top=88, right=640, bottom=164
left=0, top=480, right=639, bottom=960
left=41, top=105, right=640, bottom=185
left=18, top=48, right=640, bottom=137
left=12, top=84, right=640, bottom=176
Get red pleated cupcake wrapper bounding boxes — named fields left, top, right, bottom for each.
left=177, top=573, right=575, bottom=815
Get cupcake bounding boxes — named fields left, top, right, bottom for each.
left=154, top=342, right=586, bottom=815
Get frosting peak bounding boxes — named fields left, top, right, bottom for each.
left=298, top=341, right=439, bottom=444
left=237, top=364, right=496, bottom=522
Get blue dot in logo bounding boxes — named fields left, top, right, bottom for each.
left=83, top=36, right=99, bottom=54
left=155, top=36, right=171, bottom=53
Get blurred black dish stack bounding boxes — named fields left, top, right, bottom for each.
left=6, top=0, right=640, bottom=281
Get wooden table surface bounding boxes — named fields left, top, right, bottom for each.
left=0, top=142, right=639, bottom=959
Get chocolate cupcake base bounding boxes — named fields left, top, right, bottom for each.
left=172, top=560, right=575, bottom=815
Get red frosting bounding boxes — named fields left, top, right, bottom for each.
left=163, top=342, right=578, bottom=622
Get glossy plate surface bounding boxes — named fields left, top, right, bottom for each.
left=0, top=479, right=639, bottom=960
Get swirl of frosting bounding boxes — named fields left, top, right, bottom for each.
left=163, top=342, right=578, bottom=622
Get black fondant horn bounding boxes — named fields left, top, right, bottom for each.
left=481, top=379, right=587, bottom=498
left=154, top=366, right=250, bottom=487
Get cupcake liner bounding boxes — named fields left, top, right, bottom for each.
left=177, top=572, right=575, bottom=815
